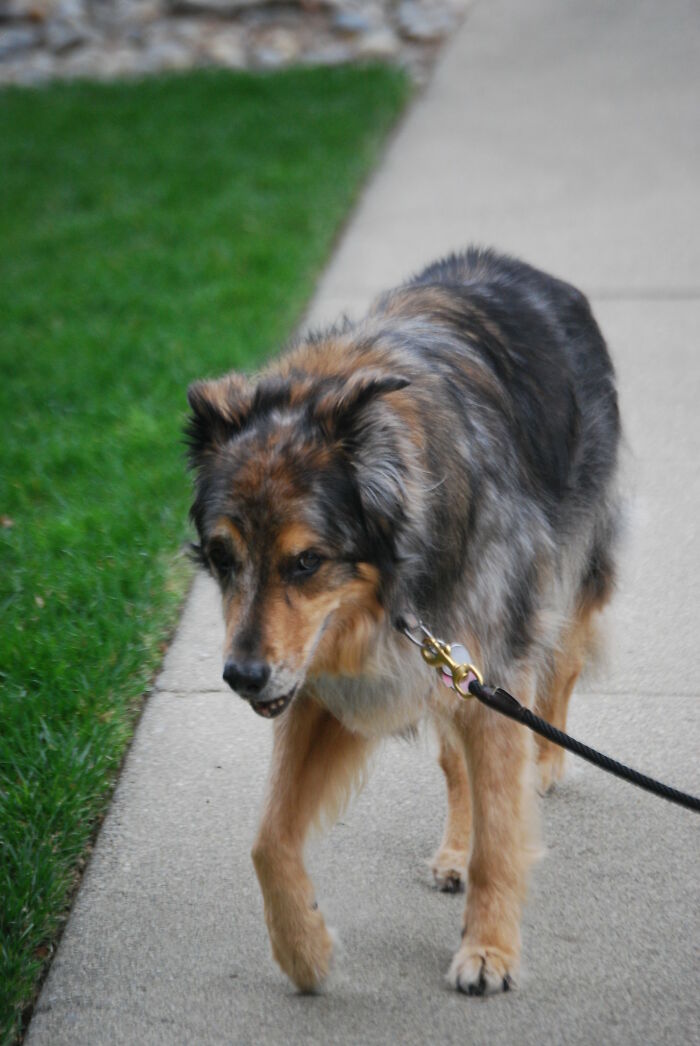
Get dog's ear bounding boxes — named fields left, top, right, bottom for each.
left=314, top=369, right=411, bottom=567
left=186, top=373, right=252, bottom=467
left=313, top=369, right=410, bottom=437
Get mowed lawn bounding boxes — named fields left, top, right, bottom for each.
left=0, top=65, right=409, bottom=1044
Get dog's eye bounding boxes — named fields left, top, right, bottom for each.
left=292, top=550, right=323, bottom=578
left=207, top=541, right=237, bottom=578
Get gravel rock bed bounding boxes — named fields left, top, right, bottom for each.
left=0, top=0, right=470, bottom=85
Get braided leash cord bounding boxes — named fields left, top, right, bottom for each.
left=467, top=680, right=700, bottom=814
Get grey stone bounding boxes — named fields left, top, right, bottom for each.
left=140, top=32, right=192, bottom=68
left=251, top=44, right=284, bottom=67
left=112, top=0, right=165, bottom=23
left=42, top=0, right=96, bottom=53
left=302, top=39, right=353, bottom=64
left=47, top=0, right=87, bottom=22
left=45, top=16, right=90, bottom=51
left=251, top=26, right=301, bottom=65
left=171, top=15, right=217, bottom=41
left=199, top=24, right=246, bottom=66
left=331, top=7, right=375, bottom=34
left=0, top=23, right=40, bottom=57
left=136, top=19, right=207, bottom=66
left=55, top=40, right=136, bottom=77
left=396, top=0, right=454, bottom=41
left=355, top=25, right=398, bottom=56
left=0, top=45, right=53, bottom=79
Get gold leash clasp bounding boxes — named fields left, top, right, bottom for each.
left=401, top=618, right=483, bottom=698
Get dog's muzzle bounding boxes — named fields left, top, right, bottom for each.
left=222, top=658, right=296, bottom=719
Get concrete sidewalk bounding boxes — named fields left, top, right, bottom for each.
left=28, top=1, right=700, bottom=1043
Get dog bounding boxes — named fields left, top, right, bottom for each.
left=186, top=247, right=620, bottom=995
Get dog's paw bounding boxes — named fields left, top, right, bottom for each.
left=430, top=846, right=467, bottom=892
left=448, top=944, right=515, bottom=996
left=268, top=904, right=333, bottom=993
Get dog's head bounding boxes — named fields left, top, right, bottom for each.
left=186, top=364, right=410, bottom=718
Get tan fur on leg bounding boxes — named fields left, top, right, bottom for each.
left=430, top=731, right=471, bottom=892
left=448, top=669, right=540, bottom=995
left=535, top=602, right=599, bottom=793
left=251, top=693, right=371, bottom=991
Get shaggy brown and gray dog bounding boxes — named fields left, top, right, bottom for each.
left=186, top=247, right=620, bottom=995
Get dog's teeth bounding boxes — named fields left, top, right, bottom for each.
left=252, top=693, right=293, bottom=718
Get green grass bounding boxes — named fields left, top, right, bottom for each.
left=0, top=65, right=410, bottom=1044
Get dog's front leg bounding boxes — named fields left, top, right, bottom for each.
left=449, top=669, right=539, bottom=995
left=251, top=693, right=370, bottom=991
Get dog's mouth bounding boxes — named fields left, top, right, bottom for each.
left=249, top=687, right=296, bottom=720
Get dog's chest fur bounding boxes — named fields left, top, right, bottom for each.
left=310, top=632, right=432, bottom=737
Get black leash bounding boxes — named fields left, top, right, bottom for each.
left=397, top=617, right=700, bottom=815
left=468, top=679, right=700, bottom=813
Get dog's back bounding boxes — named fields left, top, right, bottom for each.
left=350, top=248, right=622, bottom=671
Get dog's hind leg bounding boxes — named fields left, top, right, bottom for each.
left=536, top=537, right=617, bottom=793
left=448, top=666, right=539, bottom=995
left=534, top=603, right=595, bottom=793
left=251, top=693, right=371, bottom=992
left=430, top=732, right=471, bottom=892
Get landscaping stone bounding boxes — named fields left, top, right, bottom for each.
left=0, top=0, right=471, bottom=84
left=355, top=25, right=398, bottom=57
left=0, top=24, right=40, bottom=57
left=45, top=16, right=91, bottom=51
left=331, top=6, right=378, bottom=35
left=199, top=25, right=245, bottom=66
left=301, top=39, right=353, bottom=65
left=397, top=0, right=455, bottom=41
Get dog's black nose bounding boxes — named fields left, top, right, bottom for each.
left=222, top=658, right=270, bottom=697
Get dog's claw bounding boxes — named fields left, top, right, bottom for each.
left=465, top=972, right=486, bottom=996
